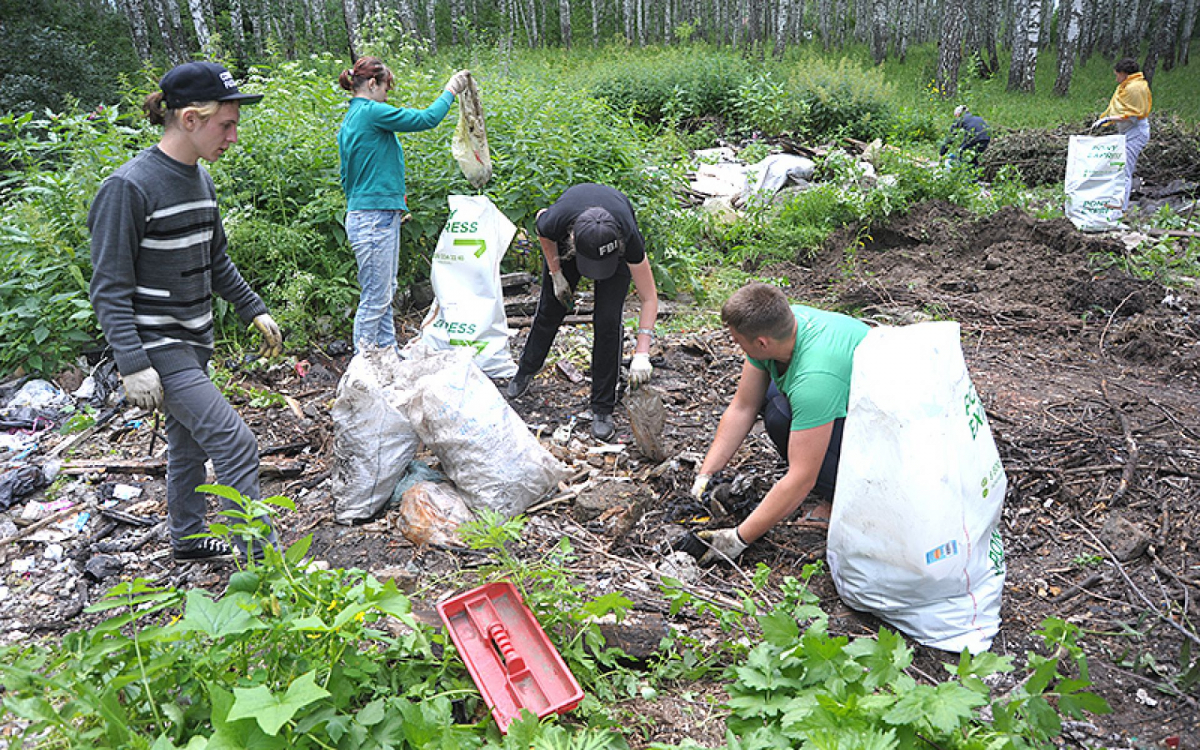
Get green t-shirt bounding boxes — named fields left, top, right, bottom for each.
left=747, top=305, right=869, bottom=431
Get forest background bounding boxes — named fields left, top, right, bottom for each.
left=0, top=0, right=1197, bottom=378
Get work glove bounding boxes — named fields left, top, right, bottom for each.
left=1091, top=117, right=1112, bottom=129
left=445, top=70, right=471, bottom=96
left=253, top=313, right=283, bottom=358
left=122, top=367, right=163, bottom=411
left=629, top=353, right=653, bottom=387
left=690, top=473, right=711, bottom=500
left=551, top=269, right=572, bottom=308
left=697, top=527, right=748, bottom=566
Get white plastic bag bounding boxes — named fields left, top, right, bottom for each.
left=395, top=346, right=567, bottom=519
left=827, top=322, right=1007, bottom=654
left=329, top=347, right=420, bottom=525
left=418, top=195, right=518, bottom=378
left=1065, top=134, right=1127, bottom=231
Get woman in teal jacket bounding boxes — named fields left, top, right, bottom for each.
left=337, top=57, right=468, bottom=351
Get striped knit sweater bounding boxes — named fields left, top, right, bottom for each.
left=88, top=146, right=267, bottom=377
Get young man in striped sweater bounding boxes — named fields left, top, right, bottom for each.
left=88, top=62, right=283, bottom=562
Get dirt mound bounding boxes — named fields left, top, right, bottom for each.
left=980, top=115, right=1200, bottom=187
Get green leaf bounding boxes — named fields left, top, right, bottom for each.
left=284, top=535, right=313, bottom=565
left=883, top=682, right=984, bottom=734
left=226, top=670, right=331, bottom=735
left=196, top=484, right=247, bottom=504
left=757, top=608, right=800, bottom=648
left=176, top=589, right=266, bottom=638
left=844, top=628, right=911, bottom=689
left=582, top=592, right=634, bottom=621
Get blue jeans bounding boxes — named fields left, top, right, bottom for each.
left=347, top=210, right=403, bottom=350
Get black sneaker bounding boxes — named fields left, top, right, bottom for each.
left=506, top=372, right=532, bottom=398
left=172, top=537, right=234, bottom=563
left=591, top=413, right=615, bottom=441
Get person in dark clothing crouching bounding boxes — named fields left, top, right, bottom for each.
left=939, top=105, right=991, bottom=167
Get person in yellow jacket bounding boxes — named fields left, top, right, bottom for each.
left=1093, top=57, right=1152, bottom=211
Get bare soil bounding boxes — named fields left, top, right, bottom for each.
left=2, top=201, right=1198, bottom=748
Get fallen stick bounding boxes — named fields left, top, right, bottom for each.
left=1099, top=379, right=1138, bottom=506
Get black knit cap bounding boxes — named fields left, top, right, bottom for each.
left=160, top=62, right=264, bottom=109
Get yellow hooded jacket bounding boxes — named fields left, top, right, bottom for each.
left=1102, top=72, right=1152, bottom=121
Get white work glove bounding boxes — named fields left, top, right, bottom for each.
left=1091, top=117, right=1112, bottom=129
left=629, top=353, right=653, bottom=387
left=697, top=527, right=748, bottom=566
left=550, top=269, right=572, bottom=308
left=122, top=367, right=163, bottom=411
left=445, top=70, right=470, bottom=96
left=690, top=474, right=711, bottom=500
left=253, top=313, right=283, bottom=358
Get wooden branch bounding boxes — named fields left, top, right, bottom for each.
left=1099, top=379, right=1138, bottom=505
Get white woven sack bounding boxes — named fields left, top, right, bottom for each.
left=419, top=195, right=517, bottom=378
left=827, top=322, right=1007, bottom=653
left=1064, top=134, right=1127, bottom=232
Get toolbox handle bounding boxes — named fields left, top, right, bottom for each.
left=487, top=621, right=526, bottom=674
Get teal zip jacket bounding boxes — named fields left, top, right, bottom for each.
left=338, top=90, right=454, bottom=211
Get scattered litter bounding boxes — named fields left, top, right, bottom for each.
left=84, top=554, right=124, bottom=582
left=626, top=386, right=667, bottom=461
left=11, top=557, right=36, bottom=574
left=43, top=543, right=65, bottom=561
left=657, top=550, right=701, bottom=585
left=390, top=460, right=447, bottom=507
left=552, top=417, right=577, bottom=445
left=1134, top=688, right=1157, bottom=706
left=0, top=464, right=55, bottom=510
left=112, top=483, right=143, bottom=501
left=20, top=496, right=74, bottom=523
left=587, top=444, right=626, bottom=455
left=0, top=585, right=8, bottom=602
left=5, top=379, right=70, bottom=411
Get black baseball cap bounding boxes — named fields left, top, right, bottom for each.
left=573, top=207, right=622, bottom=280
left=160, top=62, right=264, bottom=109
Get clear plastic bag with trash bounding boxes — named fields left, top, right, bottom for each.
left=396, top=480, right=475, bottom=547
left=451, top=72, right=492, bottom=189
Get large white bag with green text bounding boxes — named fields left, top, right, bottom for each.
left=419, top=195, right=517, bottom=378
left=827, top=322, right=1007, bottom=654
left=1064, top=134, right=1127, bottom=231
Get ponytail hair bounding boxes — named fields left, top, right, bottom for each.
left=142, top=91, right=220, bottom=128
left=338, top=56, right=393, bottom=92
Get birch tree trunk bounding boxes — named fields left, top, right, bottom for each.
left=936, top=0, right=966, bottom=97
left=120, top=0, right=152, bottom=61
left=773, top=0, right=792, bottom=56
left=1143, top=0, right=1180, bottom=81
left=185, top=0, right=211, bottom=54
left=229, top=0, right=245, bottom=56
left=1179, top=0, right=1197, bottom=64
left=427, top=0, right=441, bottom=52
left=1163, top=0, right=1186, bottom=67
left=558, top=0, right=572, bottom=46
left=343, top=0, right=359, bottom=59
left=870, top=0, right=888, bottom=62
left=148, top=0, right=186, bottom=65
left=591, top=0, right=601, bottom=44
left=1054, top=0, right=1084, bottom=94
left=1006, top=0, right=1043, bottom=92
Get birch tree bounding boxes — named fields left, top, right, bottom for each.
left=591, top=0, right=602, bottom=45
left=119, top=0, right=152, bottom=61
left=936, top=0, right=966, bottom=97
left=773, top=0, right=793, bottom=56
left=1007, top=0, right=1042, bottom=92
left=559, top=0, right=572, bottom=46
left=343, top=0, right=360, bottom=58
left=870, top=0, right=888, bottom=62
left=1143, top=0, right=1181, bottom=81
left=1179, top=0, right=1197, bottom=64
left=186, top=0, right=212, bottom=54
left=1054, top=0, right=1084, bottom=94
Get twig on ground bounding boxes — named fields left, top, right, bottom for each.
left=1070, top=517, right=1200, bottom=648
left=1099, top=379, right=1138, bottom=506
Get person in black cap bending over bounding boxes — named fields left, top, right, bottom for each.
left=506, top=183, right=659, bottom=441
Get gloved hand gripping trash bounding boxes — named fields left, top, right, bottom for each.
left=697, top=527, right=748, bottom=566
left=551, top=269, right=572, bottom=308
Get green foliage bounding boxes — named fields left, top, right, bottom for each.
left=0, top=105, right=146, bottom=376
left=586, top=46, right=750, bottom=126
left=0, top=0, right=140, bottom=115
left=785, top=56, right=896, bottom=142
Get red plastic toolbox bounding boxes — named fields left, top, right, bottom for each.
left=437, top=581, right=584, bottom=732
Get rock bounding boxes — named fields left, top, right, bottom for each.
left=596, top=613, right=673, bottom=663
left=657, top=551, right=701, bottom=586
left=1098, top=514, right=1150, bottom=562
left=83, top=554, right=124, bottom=581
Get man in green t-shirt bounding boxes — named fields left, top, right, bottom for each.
left=691, top=283, right=869, bottom=565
